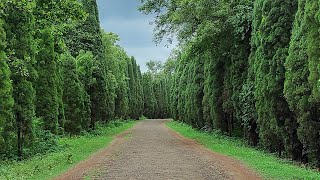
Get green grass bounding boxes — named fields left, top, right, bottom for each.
left=0, top=120, right=138, bottom=180
left=167, top=121, right=320, bottom=180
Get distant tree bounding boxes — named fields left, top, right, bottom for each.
left=142, top=73, right=156, bottom=118
left=146, top=60, right=163, bottom=75
left=127, top=57, right=142, bottom=119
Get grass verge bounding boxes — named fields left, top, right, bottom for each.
left=167, top=121, right=320, bottom=180
left=0, top=120, right=138, bottom=180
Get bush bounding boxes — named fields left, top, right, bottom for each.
left=26, top=118, right=59, bottom=158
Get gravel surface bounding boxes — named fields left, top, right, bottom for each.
left=54, top=119, right=261, bottom=180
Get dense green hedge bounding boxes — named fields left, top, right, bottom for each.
left=0, top=0, right=143, bottom=161
left=140, top=0, right=320, bottom=168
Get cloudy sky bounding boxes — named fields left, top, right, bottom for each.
left=97, top=0, right=175, bottom=72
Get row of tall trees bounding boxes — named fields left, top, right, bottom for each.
left=142, top=60, right=170, bottom=119
left=140, top=0, right=320, bottom=167
left=0, top=0, right=143, bottom=161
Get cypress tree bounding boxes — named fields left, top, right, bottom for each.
left=119, top=58, right=131, bottom=119
left=253, top=0, right=298, bottom=155
left=32, top=0, right=85, bottom=134
left=127, top=57, right=139, bottom=119
left=34, top=28, right=59, bottom=134
left=176, top=55, right=188, bottom=123
left=0, top=19, right=15, bottom=158
left=136, top=66, right=144, bottom=118
left=285, top=0, right=320, bottom=165
left=104, top=72, right=116, bottom=121
left=159, top=75, right=170, bottom=118
left=101, top=32, right=130, bottom=119
left=114, top=56, right=130, bottom=119
left=211, top=49, right=226, bottom=131
left=65, top=0, right=104, bottom=58
left=170, top=59, right=180, bottom=120
left=227, top=0, right=253, bottom=137
left=202, top=51, right=214, bottom=131
left=4, top=1, right=37, bottom=160
left=61, top=53, right=86, bottom=134
left=56, top=58, right=66, bottom=132
left=114, top=74, right=130, bottom=119
left=190, top=52, right=204, bottom=128
left=64, top=0, right=109, bottom=127
left=142, top=73, right=156, bottom=118
left=76, top=50, right=94, bottom=131
left=239, top=0, right=262, bottom=146
left=153, top=77, right=162, bottom=118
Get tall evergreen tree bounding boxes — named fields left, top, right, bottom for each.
left=142, top=73, right=156, bottom=118
left=65, top=0, right=109, bottom=128
left=253, top=0, right=298, bottom=155
left=61, top=53, right=86, bottom=134
left=34, top=28, right=59, bottom=134
left=0, top=19, right=15, bottom=158
left=101, top=32, right=130, bottom=119
left=136, top=66, right=144, bottom=117
left=56, top=58, right=65, bottom=133
left=239, top=0, right=261, bottom=146
left=226, top=0, right=253, bottom=137
left=76, top=50, right=94, bottom=131
left=127, top=57, right=141, bottom=119
left=4, top=1, right=37, bottom=160
left=285, top=0, right=320, bottom=165
left=33, top=0, right=85, bottom=134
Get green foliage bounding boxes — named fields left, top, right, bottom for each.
left=32, top=0, right=86, bottom=135
left=61, top=53, right=87, bottom=135
left=4, top=0, right=320, bottom=175
left=127, top=57, right=144, bottom=119
left=0, top=19, right=15, bottom=159
left=64, top=0, right=109, bottom=128
left=34, top=28, right=59, bottom=134
left=142, top=60, right=172, bottom=119
left=24, top=118, right=59, bottom=158
left=4, top=0, right=37, bottom=160
left=142, top=73, right=156, bottom=118
left=141, top=0, right=320, bottom=169
left=56, top=58, right=65, bottom=134
left=75, top=50, right=94, bottom=130
left=0, top=0, right=143, bottom=163
left=64, top=0, right=102, bottom=58
left=285, top=0, right=320, bottom=166
left=253, top=0, right=298, bottom=157
left=101, top=32, right=130, bottom=119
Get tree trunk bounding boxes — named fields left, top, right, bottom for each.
left=17, top=113, right=23, bottom=161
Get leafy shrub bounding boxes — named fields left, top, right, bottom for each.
left=25, top=118, right=60, bottom=158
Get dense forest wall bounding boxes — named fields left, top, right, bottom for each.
left=0, top=0, right=144, bottom=160
left=140, top=0, right=320, bottom=168
left=2, top=0, right=320, bottom=169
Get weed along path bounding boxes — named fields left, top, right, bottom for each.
left=54, top=119, right=260, bottom=180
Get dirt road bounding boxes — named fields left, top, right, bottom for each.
left=54, top=119, right=261, bottom=180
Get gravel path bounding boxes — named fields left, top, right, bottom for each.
left=54, top=119, right=261, bottom=180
